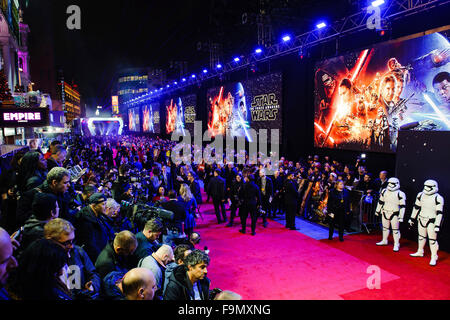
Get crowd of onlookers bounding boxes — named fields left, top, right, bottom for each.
left=0, top=133, right=389, bottom=300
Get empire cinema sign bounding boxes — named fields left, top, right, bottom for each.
left=0, top=107, right=49, bottom=127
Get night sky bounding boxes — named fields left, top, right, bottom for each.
left=19, top=0, right=353, bottom=113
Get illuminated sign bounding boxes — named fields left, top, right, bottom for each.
left=0, top=107, right=49, bottom=127
left=112, top=96, right=119, bottom=114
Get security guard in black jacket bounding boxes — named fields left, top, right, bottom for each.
left=207, top=169, right=227, bottom=224
left=283, top=171, right=299, bottom=230
left=226, top=173, right=244, bottom=227
left=257, top=169, right=273, bottom=228
left=239, top=174, right=261, bottom=236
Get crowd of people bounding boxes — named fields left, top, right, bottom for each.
left=0, top=133, right=389, bottom=300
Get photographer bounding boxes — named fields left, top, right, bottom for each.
left=112, top=164, right=131, bottom=202
left=134, top=218, right=164, bottom=262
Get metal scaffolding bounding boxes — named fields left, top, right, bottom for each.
left=125, top=0, right=450, bottom=106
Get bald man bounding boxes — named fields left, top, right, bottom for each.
left=0, top=228, right=19, bottom=300
left=95, top=230, right=137, bottom=279
left=122, top=268, right=157, bottom=300
left=214, top=290, right=242, bottom=300
left=138, top=244, right=174, bottom=295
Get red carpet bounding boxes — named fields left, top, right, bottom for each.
left=195, top=195, right=450, bottom=300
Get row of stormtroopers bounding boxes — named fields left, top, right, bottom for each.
left=375, top=178, right=444, bottom=266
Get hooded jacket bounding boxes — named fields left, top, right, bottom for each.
left=163, top=265, right=210, bottom=300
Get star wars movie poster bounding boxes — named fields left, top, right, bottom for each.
left=128, top=107, right=140, bottom=132
left=314, top=30, right=450, bottom=153
left=207, top=72, right=282, bottom=140
left=164, top=94, right=197, bottom=135
left=142, top=103, right=160, bottom=134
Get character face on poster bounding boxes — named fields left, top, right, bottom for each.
left=314, top=30, right=450, bottom=153
left=207, top=74, right=282, bottom=141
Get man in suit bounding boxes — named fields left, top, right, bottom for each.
left=239, top=174, right=261, bottom=236
left=256, top=168, right=273, bottom=228
left=283, top=171, right=299, bottom=230
left=161, top=190, right=187, bottom=245
left=207, top=169, right=227, bottom=224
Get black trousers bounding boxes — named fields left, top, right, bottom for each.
left=285, top=202, right=297, bottom=228
left=261, top=197, right=271, bottom=222
left=328, top=212, right=345, bottom=240
left=240, top=204, right=258, bottom=233
left=213, top=198, right=227, bottom=223
left=229, top=201, right=239, bottom=224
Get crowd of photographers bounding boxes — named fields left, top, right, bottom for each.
left=0, top=133, right=387, bottom=300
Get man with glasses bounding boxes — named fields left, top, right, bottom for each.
left=44, top=218, right=101, bottom=299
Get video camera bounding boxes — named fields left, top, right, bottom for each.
left=122, top=201, right=175, bottom=234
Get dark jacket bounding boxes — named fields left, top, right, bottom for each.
left=75, top=206, right=115, bottom=262
left=283, top=179, right=299, bottom=205
left=189, top=179, right=202, bottom=205
left=95, top=242, right=132, bottom=280
left=230, top=179, right=244, bottom=204
left=257, top=176, right=273, bottom=200
left=207, top=176, right=226, bottom=200
left=163, top=265, right=211, bottom=300
left=16, top=180, right=71, bottom=227
left=161, top=199, right=187, bottom=231
left=69, top=245, right=102, bottom=300
left=20, top=215, right=46, bottom=252
left=102, top=271, right=126, bottom=300
left=46, top=157, right=61, bottom=172
left=133, top=231, right=160, bottom=262
left=327, top=188, right=351, bottom=215
left=241, top=181, right=261, bottom=207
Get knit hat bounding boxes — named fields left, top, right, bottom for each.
left=32, top=193, right=58, bottom=220
left=89, top=193, right=107, bottom=205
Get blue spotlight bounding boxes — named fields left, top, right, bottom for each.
left=316, top=22, right=326, bottom=29
left=191, top=74, right=196, bottom=78
left=255, top=48, right=262, bottom=54
left=372, top=0, right=385, bottom=7
left=282, top=35, right=291, bottom=42
left=203, top=69, right=208, bottom=73
left=234, top=57, right=240, bottom=62
left=216, top=63, right=222, bottom=69
left=182, top=78, right=186, bottom=82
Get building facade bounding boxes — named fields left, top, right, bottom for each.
left=116, top=67, right=166, bottom=114
left=60, top=80, right=81, bottom=124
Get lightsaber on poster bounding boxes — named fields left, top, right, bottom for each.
left=176, top=97, right=186, bottom=136
left=234, top=82, right=252, bottom=142
left=321, top=49, right=370, bottom=147
left=423, top=93, right=450, bottom=129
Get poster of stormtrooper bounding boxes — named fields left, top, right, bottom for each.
left=375, top=178, right=406, bottom=251
left=408, top=180, right=445, bottom=266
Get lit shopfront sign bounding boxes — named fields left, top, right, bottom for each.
left=0, top=107, right=49, bottom=127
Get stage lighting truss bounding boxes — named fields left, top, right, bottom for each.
left=125, top=0, right=449, bottom=106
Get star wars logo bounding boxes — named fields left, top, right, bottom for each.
left=250, top=93, right=279, bottom=121
left=184, top=106, right=196, bottom=123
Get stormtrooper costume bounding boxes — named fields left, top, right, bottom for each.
left=375, top=178, right=406, bottom=251
left=408, top=180, right=444, bottom=266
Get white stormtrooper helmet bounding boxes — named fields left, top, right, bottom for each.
left=423, top=179, right=438, bottom=195
left=387, top=177, right=400, bottom=191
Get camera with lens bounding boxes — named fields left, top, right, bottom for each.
left=126, top=202, right=175, bottom=235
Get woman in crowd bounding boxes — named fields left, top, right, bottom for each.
left=16, top=238, right=72, bottom=300
left=179, top=183, right=197, bottom=236
left=327, top=180, right=351, bottom=242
